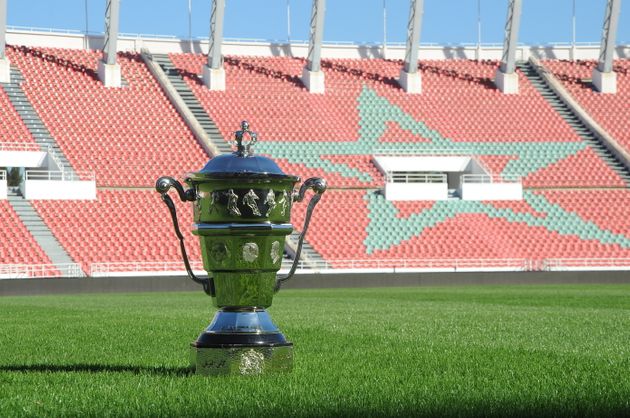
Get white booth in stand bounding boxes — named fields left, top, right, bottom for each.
left=373, top=153, right=522, bottom=201
left=21, top=171, right=96, bottom=200
left=1, top=142, right=96, bottom=200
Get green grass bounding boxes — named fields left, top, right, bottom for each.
left=1, top=285, right=629, bottom=417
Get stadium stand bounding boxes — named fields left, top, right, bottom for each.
left=0, top=86, right=35, bottom=145
left=289, top=189, right=630, bottom=268
left=0, top=200, right=52, bottom=265
left=5, top=46, right=209, bottom=187
left=30, top=189, right=202, bottom=273
left=168, top=54, right=625, bottom=189
left=1, top=45, right=629, bottom=275
left=544, top=59, right=630, bottom=156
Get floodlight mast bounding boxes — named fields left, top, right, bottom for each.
left=207, top=0, right=225, bottom=70
left=495, top=0, right=522, bottom=94
left=397, top=0, right=423, bottom=94
left=102, top=0, right=120, bottom=66
left=402, top=0, right=423, bottom=74
left=592, top=0, right=621, bottom=93
left=0, top=0, right=8, bottom=83
left=301, top=0, right=326, bottom=93
left=98, top=0, right=122, bottom=87
left=201, top=0, right=226, bottom=91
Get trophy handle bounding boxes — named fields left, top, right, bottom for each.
left=274, top=177, right=327, bottom=293
left=156, top=176, right=215, bottom=297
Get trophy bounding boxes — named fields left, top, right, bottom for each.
left=156, top=121, right=326, bottom=375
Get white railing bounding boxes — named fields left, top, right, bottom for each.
left=7, top=25, right=83, bottom=34
left=0, top=142, right=42, bottom=152
left=386, top=172, right=447, bottom=184
left=0, top=170, right=5, bottom=181
left=25, top=170, right=95, bottom=182
left=20, top=257, right=630, bottom=278
left=461, top=174, right=521, bottom=183
left=90, top=261, right=205, bottom=277
left=90, top=258, right=530, bottom=277
left=543, top=258, right=630, bottom=271
left=298, top=258, right=530, bottom=272
left=46, top=145, right=66, bottom=171
left=0, top=263, right=83, bottom=279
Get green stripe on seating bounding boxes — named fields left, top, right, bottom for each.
left=257, top=86, right=586, bottom=184
left=363, top=190, right=630, bottom=253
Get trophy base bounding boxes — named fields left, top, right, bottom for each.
left=190, top=343, right=293, bottom=376
left=189, top=308, right=293, bottom=376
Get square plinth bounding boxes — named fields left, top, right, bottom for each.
left=190, top=343, right=293, bottom=376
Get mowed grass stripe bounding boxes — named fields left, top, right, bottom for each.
left=0, top=285, right=628, bottom=417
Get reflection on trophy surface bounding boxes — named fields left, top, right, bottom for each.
left=156, top=121, right=326, bottom=375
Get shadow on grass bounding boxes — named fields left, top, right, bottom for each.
left=0, top=363, right=193, bottom=376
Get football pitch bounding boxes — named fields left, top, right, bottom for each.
left=0, top=284, right=628, bottom=417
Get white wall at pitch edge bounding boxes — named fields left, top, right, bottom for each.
left=22, top=180, right=96, bottom=200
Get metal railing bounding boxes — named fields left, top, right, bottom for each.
left=90, top=258, right=530, bottom=277
left=45, top=145, right=67, bottom=172
left=386, top=172, right=447, bottom=184
left=25, top=170, right=95, bottom=182
left=19, top=257, right=630, bottom=278
left=0, top=142, right=42, bottom=152
left=91, top=261, right=205, bottom=277
left=0, top=170, right=5, bottom=181
left=543, top=258, right=630, bottom=271
left=461, top=174, right=521, bottom=184
left=7, top=25, right=83, bottom=34
left=0, top=263, right=83, bottom=279
left=299, top=258, right=530, bottom=271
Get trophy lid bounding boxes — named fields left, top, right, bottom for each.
left=192, top=121, right=298, bottom=180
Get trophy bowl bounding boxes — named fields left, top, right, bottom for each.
left=156, top=121, right=326, bottom=376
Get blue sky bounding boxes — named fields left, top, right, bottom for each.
left=6, top=0, right=630, bottom=46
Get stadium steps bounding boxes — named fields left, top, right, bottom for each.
left=517, top=61, right=630, bottom=186
left=151, top=54, right=232, bottom=154
left=0, top=67, right=76, bottom=175
left=6, top=191, right=80, bottom=272
left=149, top=54, right=325, bottom=268
left=286, top=230, right=328, bottom=269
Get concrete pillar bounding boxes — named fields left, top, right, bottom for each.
left=592, top=67, right=617, bottom=94
left=203, top=64, right=226, bottom=91
left=398, top=69, right=422, bottom=94
left=494, top=69, right=519, bottom=94
left=97, top=60, right=122, bottom=88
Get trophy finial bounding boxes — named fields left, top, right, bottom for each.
left=233, top=120, right=257, bottom=156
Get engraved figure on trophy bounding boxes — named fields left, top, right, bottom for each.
left=242, top=242, right=259, bottom=263
left=226, top=189, right=241, bottom=216
left=278, top=190, right=289, bottom=216
left=270, top=240, right=281, bottom=264
left=243, top=189, right=261, bottom=216
left=264, top=189, right=276, bottom=217
left=208, top=191, right=220, bottom=214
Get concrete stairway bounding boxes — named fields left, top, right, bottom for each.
left=0, top=67, right=75, bottom=174
left=7, top=190, right=78, bottom=271
left=147, top=52, right=327, bottom=268
left=151, top=54, right=232, bottom=154
left=286, top=230, right=327, bottom=268
left=517, top=61, right=630, bottom=186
